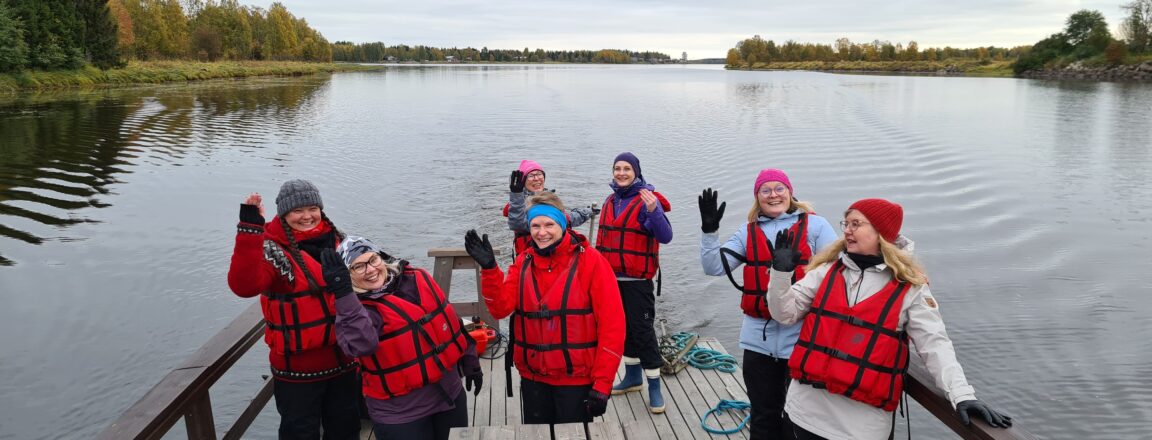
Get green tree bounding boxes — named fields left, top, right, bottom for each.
left=7, top=0, right=85, bottom=69
left=266, top=2, right=298, bottom=59
left=77, top=0, right=123, bottom=69
left=1064, top=9, right=1111, bottom=57
left=0, top=1, right=29, bottom=72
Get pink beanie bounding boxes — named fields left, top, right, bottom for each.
left=518, top=159, right=544, bottom=181
left=847, top=198, right=904, bottom=243
left=753, top=169, right=793, bottom=196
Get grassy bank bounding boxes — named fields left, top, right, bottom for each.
left=730, top=60, right=1016, bottom=77
left=0, top=61, right=377, bottom=92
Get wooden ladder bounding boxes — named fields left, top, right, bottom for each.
left=427, top=247, right=498, bottom=328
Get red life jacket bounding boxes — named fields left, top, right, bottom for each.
left=261, top=238, right=344, bottom=376
left=510, top=244, right=599, bottom=378
left=595, top=194, right=663, bottom=279
left=739, top=213, right=812, bottom=319
left=358, top=268, right=468, bottom=400
left=788, top=260, right=911, bottom=411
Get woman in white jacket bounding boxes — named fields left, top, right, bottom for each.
left=766, top=198, right=1011, bottom=440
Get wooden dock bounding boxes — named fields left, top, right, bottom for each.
left=446, top=337, right=750, bottom=440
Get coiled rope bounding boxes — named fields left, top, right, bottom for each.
left=701, top=399, right=751, bottom=434
left=686, top=347, right=738, bottom=373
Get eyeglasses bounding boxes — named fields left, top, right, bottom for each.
left=349, top=254, right=383, bottom=275
left=839, top=220, right=871, bottom=231
left=525, top=171, right=545, bottom=180
left=758, top=186, right=789, bottom=196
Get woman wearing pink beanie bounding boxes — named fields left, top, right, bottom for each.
left=766, top=198, right=1013, bottom=439
left=503, top=159, right=594, bottom=256
left=698, top=168, right=837, bottom=439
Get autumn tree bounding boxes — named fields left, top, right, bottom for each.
left=1120, top=0, right=1151, bottom=53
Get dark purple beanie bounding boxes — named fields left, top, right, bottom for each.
left=613, top=152, right=642, bottom=179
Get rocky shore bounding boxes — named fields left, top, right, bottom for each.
left=1018, top=61, right=1152, bottom=81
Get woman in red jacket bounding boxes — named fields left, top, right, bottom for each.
left=227, top=179, right=360, bottom=440
left=464, top=192, right=626, bottom=425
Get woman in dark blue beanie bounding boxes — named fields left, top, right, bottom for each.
left=594, top=152, right=674, bottom=414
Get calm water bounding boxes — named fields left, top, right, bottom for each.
left=1, top=65, right=1150, bottom=439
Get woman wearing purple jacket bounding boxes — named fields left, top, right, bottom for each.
left=595, top=152, right=674, bottom=414
left=320, top=236, right=482, bottom=440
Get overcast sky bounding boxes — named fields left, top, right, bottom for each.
left=258, top=1, right=1130, bottom=58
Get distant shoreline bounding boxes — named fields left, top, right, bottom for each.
left=0, top=61, right=378, bottom=93
left=727, top=60, right=1014, bottom=77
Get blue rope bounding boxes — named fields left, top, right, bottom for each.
left=686, top=347, right=738, bottom=373
left=701, top=399, right=751, bottom=434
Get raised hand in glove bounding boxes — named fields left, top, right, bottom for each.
left=584, top=390, right=610, bottom=418
left=320, top=249, right=353, bottom=298
left=698, top=188, right=726, bottom=233
left=509, top=170, right=526, bottom=193
left=240, top=193, right=265, bottom=225
left=956, top=399, right=1013, bottom=428
left=464, top=229, right=497, bottom=269
left=771, top=229, right=801, bottom=272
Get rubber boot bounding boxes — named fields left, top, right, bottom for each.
left=612, top=362, right=643, bottom=395
left=647, top=376, right=665, bottom=414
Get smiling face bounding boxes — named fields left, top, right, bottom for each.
left=530, top=215, right=565, bottom=248
left=843, top=209, right=881, bottom=256
left=613, top=161, right=636, bottom=187
left=756, top=181, right=792, bottom=218
left=524, top=170, right=545, bottom=192
left=283, top=206, right=322, bottom=232
left=349, top=252, right=388, bottom=291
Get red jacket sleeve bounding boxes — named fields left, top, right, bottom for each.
left=480, top=262, right=517, bottom=321
left=227, top=222, right=276, bottom=298
left=587, top=250, right=626, bottom=394
left=502, top=203, right=510, bottom=217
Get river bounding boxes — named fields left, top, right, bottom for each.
left=1, top=65, right=1150, bottom=439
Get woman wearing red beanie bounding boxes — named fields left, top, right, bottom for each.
left=766, top=198, right=1012, bottom=440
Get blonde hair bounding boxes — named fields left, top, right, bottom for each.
left=805, top=238, right=928, bottom=286
left=528, top=192, right=566, bottom=211
left=746, top=197, right=815, bottom=223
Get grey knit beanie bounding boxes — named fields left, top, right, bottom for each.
left=275, top=179, right=324, bottom=217
left=337, top=236, right=382, bottom=267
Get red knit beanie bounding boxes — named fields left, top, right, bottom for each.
left=848, top=198, right=903, bottom=243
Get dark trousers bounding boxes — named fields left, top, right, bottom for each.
left=520, top=379, right=593, bottom=424
left=619, top=279, right=663, bottom=369
left=273, top=370, right=361, bottom=440
left=743, top=350, right=793, bottom=440
left=792, top=423, right=828, bottom=440
left=371, top=391, right=468, bottom=440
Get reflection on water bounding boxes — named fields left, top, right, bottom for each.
left=1, top=67, right=1151, bottom=440
left=0, top=81, right=326, bottom=265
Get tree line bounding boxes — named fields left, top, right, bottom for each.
left=1015, top=1, right=1151, bottom=73
left=726, top=36, right=1026, bottom=67
left=0, top=0, right=331, bottom=73
left=332, top=42, right=670, bottom=64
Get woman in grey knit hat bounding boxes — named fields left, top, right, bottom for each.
left=227, top=179, right=361, bottom=440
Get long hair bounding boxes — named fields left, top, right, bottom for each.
left=805, top=238, right=928, bottom=286
left=746, top=197, right=815, bottom=223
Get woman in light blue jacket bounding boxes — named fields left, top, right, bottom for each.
left=697, top=168, right=837, bottom=440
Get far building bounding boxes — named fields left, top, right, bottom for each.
left=682, top=52, right=687, bottom=62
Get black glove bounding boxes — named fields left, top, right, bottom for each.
left=464, top=229, right=497, bottom=269
left=698, top=188, right=726, bottom=233
left=509, top=170, right=525, bottom=193
left=771, top=229, right=802, bottom=272
left=320, top=249, right=353, bottom=298
left=239, top=203, right=265, bottom=225
left=584, top=390, right=609, bottom=418
left=464, top=370, right=483, bottom=396
left=956, top=399, right=1012, bottom=428
left=590, top=204, right=601, bottom=215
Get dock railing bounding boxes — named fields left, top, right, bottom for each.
left=98, top=247, right=1035, bottom=440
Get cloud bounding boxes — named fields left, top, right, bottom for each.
left=261, top=0, right=1131, bottom=58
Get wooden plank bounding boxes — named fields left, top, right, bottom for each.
left=183, top=393, right=216, bottom=440
left=695, top=340, right=750, bottom=439
left=479, top=425, right=516, bottom=440
left=515, top=423, right=552, bottom=439
left=506, top=367, right=522, bottom=426
left=448, top=426, right=478, bottom=440
left=221, top=376, right=274, bottom=440
left=472, top=358, right=492, bottom=429
left=621, top=419, right=660, bottom=440
left=640, top=377, right=678, bottom=440
left=589, top=422, right=627, bottom=440
left=429, top=248, right=473, bottom=257
left=359, top=419, right=374, bottom=440
left=906, top=360, right=1038, bottom=440
left=682, top=360, right=743, bottom=439
left=658, top=370, right=701, bottom=440
left=486, top=356, right=506, bottom=427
